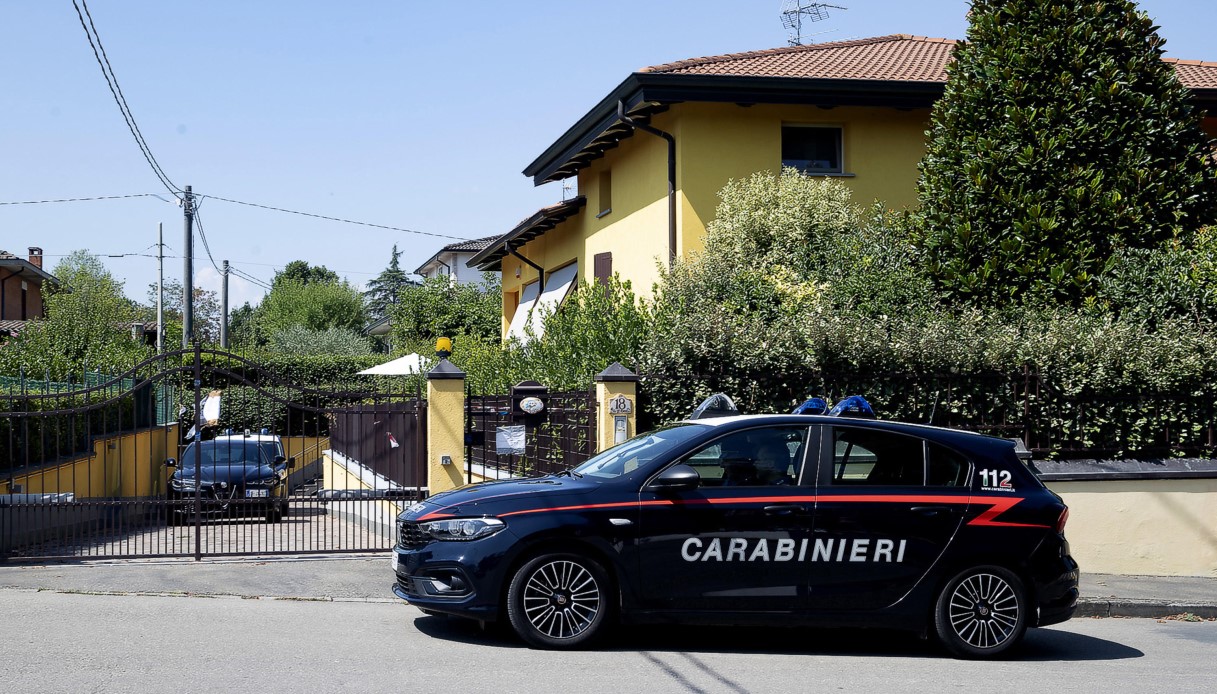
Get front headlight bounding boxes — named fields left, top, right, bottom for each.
left=420, top=517, right=505, bottom=541
left=251, top=476, right=279, bottom=486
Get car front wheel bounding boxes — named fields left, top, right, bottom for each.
left=506, top=553, right=610, bottom=649
left=934, top=565, right=1028, bottom=659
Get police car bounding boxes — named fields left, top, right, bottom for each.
left=391, top=396, right=1078, bottom=658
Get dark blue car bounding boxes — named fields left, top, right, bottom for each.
left=166, top=439, right=292, bottom=523
left=392, top=413, right=1078, bottom=658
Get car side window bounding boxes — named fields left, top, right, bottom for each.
left=831, top=427, right=925, bottom=486
left=926, top=443, right=970, bottom=487
left=684, top=426, right=808, bottom=487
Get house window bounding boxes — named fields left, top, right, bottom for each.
left=781, top=125, right=843, bottom=174
left=597, top=170, right=612, bottom=218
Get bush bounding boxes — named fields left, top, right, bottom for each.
left=268, top=326, right=373, bottom=357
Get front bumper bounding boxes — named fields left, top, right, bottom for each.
left=391, top=529, right=519, bottom=621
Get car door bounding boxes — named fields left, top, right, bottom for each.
left=808, top=425, right=970, bottom=610
left=635, top=424, right=818, bottom=612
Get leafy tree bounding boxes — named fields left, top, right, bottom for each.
left=256, top=278, right=368, bottom=335
left=364, top=244, right=416, bottom=320
left=917, top=0, right=1217, bottom=306
left=391, top=276, right=501, bottom=351
left=0, top=251, right=149, bottom=378
left=275, top=260, right=339, bottom=287
left=228, top=301, right=261, bottom=347
left=142, top=279, right=221, bottom=344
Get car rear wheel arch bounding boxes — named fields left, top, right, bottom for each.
left=927, top=554, right=1035, bottom=626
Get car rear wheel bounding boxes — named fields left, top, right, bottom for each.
left=934, top=565, right=1028, bottom=659
left=506, top=553, right=610, bottom=649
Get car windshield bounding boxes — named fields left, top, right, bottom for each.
left=179, top=441, right=266, bottom=467
left=569, top=424, right=709, bottom=480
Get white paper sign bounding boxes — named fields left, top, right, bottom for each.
left=495, top=425, right=526, bottom=455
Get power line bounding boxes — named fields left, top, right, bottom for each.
left=199, top=193, right=471, bottom=241
left=0, top=193, right=160, bottom=206
left=71, top=0, right=181, bottom=198
left=192, top=205, right=224, bottom=275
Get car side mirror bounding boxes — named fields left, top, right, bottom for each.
left=164, top=458, right=177, bottom=467
left=273, top=455, right=286, bottom=465
left=647, top=464, right=700, bottom=492
left=288, top=456, right=296, bottom=469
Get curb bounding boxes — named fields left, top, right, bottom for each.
left=1077, top=598, right=1217, bottom=620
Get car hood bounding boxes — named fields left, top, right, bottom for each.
left=402, top=475, right=596, bottom=521
left=172, top=464, right=278, bottom=485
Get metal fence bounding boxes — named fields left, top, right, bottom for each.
left=2, top=346, right=426, bottom=562
left=464, top=388, right=596, bottom=482
left=640, top=366, right=1217, bottom=460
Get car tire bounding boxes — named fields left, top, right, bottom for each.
left=506, top=553, right=611, bottom=649
left=266, top=502, right=287, bottom=523
left=934, top=565, right=1028, bottom=659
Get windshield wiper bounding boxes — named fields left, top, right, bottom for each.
left=556, top=469, right=584, bottom=479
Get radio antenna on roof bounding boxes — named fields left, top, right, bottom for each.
left=780, top=1, right=847, bottom=46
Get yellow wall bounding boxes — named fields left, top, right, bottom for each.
left=0, top=429, right=333, bottom=500
left=2, top=425, right=180, bottom=498
left=321, top=451, right=405, bottom=526
left=1047, top=478, right=1217, bottom=578
left=499, top=101, right=931, bottom=318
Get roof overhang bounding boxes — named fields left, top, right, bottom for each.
left=523, top=72, right=946, bottom=186
left=0, top=258, right=58, bottom=285
left=468, top=196, right=587, bottom=271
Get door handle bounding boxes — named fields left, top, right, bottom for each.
left=764, top=504, right=805, bottom=516
left=910, top=506, right=950, bottom=517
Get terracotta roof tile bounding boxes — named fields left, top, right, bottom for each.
left=441, top=235, right=498, bottom=253
left=641, top=35, right=955, bottom=82
left=641, top=34, right=1217, bottom=90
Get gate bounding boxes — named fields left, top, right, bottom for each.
left=464, top=382, right=596, bottom=483
left=1, top=346, right=426, bottom=561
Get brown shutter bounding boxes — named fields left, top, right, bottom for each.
left=593, top=252, right=612, bottom=287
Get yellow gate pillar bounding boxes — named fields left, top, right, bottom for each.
left=594, top=363, right=639, bottom=452
left=426, top=358, right=466, bottom=494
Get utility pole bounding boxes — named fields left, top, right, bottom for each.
left=221, top=260, right=229, bottom=349
left=182, top=185, right=194, bottom=348
left=156, top=222, right=164, bottom=353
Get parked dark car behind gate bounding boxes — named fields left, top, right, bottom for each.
left=166, top=440, right=291, bottom=523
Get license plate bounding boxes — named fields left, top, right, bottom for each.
left=245, top=489, right=269, bottom=498
left=391, top=553, right=400, bottom=573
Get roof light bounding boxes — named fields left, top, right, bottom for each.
left=828, top=395, right=876, bottom=419
left=689, top=393, right=739, bottom=420
left=792, top=397, right=828, bottom=415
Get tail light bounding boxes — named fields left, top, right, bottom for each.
left=1054, top=507, right=1069, bottom=534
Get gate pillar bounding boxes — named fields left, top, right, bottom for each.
left=426, top=358, right=466, bottom=493
left=594, top=363, right=638, bottom=453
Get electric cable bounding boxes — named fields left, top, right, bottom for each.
left=71, top=0, right=181, bottom=197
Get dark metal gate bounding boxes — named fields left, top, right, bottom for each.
left=1, top=346, right=426, bottom=561
left=464, top=382, right=596, bottom=483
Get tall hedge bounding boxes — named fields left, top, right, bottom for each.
left=918, top=0, right=1217, bottom=305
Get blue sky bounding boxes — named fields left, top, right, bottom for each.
left=2, top=1, right=1215, bottom=308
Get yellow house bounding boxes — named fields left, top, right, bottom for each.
left=468, top=35, right=1217, bottom=339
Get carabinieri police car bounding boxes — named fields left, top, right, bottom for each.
left=391, top=396, right=1078, bottom=658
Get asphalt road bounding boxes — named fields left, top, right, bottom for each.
left=6, top=589, right=1215, bottom=694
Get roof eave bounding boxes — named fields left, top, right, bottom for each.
left=468, top=197, right=588, bottom=272
left=523, top=73, right=946, bottom=185
left=0, top=258, right=59, bottom=284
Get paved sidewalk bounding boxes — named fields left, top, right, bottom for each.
left=0, top=554, right=1213, bottom=618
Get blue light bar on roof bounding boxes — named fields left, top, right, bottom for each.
left=791, top=397, right=828, bottom=415
left=828, top=395, right=876, bottom=419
